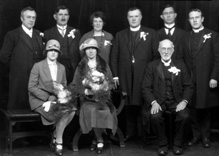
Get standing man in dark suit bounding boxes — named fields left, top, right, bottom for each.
left=0, top=6, right=44, bottom=109
left=180, top=8, right=219, bottom=148
left=142, top=39, right=193, bottom=155
left=44, top=5, right=81, bottom=84
left=157, top=4, right=185, bottom=59
left=110, top=7, right=159, bottom=141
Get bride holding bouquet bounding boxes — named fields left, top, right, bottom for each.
left=70, top=38, right=117, bottom=154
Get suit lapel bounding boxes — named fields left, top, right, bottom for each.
left=196, top=30, right=206, bottom=54
left=170, top=61, right=176, bottom=81
left=42, top=60, right=53, bottom=81
left=66, top=26, right=74, bottom=46
left=124, top=29, right=131, bottom=54
left=19, top=27, right=33, bottom=51
left=33, top=30, right=43, bottom=51
left=56, top=63, right=62, bottom=82
left=157, top=61, right=165, bottom=81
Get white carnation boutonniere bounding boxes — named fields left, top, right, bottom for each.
left=168, top=66, right=181, bottom=76
left=39, top=32, right=44, bottom=37
left=203, top=33, right=212, bottom=43
left=104, top=40, right=112, bottom=47
left=140, top=31, right=149, bottom=41
left=67, top=29, right=76, bottom=39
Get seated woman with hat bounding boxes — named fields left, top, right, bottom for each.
left=28, top=39, right=77, bottom=156
left=70, top=38, right=117, bottom=154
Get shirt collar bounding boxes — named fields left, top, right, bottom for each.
left=22, top=25, right=33, bottom=34
left=47, top=58, right=57, bottom=66
left=57, top=25, right=67, bottom=30
left=130, top=25, right=141, bottom=32
left=164, top=23, right=175, bottom=29
left=193, top=26, right=204, bottom=33
left=161, top=59, right=171, bottom=66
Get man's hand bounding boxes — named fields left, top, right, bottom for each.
left=151, top=102, right=162, bottom=114
left=113, top=78, right=119, bottom=89
left=176, top=101, right=187, bottom=112
left=42, top=101, right=52, bottom=112
left=209, top=79, right=217, bottom=88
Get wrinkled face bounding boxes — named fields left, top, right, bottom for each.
left=159, top=40, right=174, bottom=61
left=21, top=10, right=36, bottom=29
left=85, top=48, right=97, bottom=59
left=54, top=9, right=69, bottom=26
left=47, top=50, right=59, bottom=61
left=161, top=7, right=176, bottom=25
left=93, top=17, right=104, bottom=32
left=127, top=9, right=142, bottom=28
left=188, top=11, right=204, bottom=29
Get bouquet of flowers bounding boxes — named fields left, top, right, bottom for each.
left=80, top=69, right=114, bottom=111
left=48, top=82, right=78, bottom=122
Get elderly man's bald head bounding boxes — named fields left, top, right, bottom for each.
left=158, top=39, right=174, bottom=61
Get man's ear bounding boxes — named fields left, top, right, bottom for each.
left=160, top=15, right=164, bottom=20
left=53, top=14, right=57, bottom=20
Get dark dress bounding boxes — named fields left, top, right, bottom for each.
left=71, top=56, right=118, bottom=134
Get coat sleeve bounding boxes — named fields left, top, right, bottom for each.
left=0, top=32, right=17, bottom=68
left=110, top=32, right=120, bottom=77
left=211, top=32, right=219, bottom=81
left=142, top=63, right=157, bottom=107
left=28, top=63, right=51, bottom=102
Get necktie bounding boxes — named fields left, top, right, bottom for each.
left=165, top=26, right=175, bottom=38
left=58, top=28, right=66, bottom=37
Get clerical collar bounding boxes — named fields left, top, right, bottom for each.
left=161, top=59, right=171, bottom=66
left=130, top=25, right=141, bottom=32
left=193, top=26, right=204, bottom=33
left=164, top=23, right=175, bottom=29
left=47, top=59, right=57, bottom=66
left=22, top=24, right=33, bottom=37
left=57, top=25, right=67, bottom=30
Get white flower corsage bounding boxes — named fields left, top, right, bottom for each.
left=67, top=29, right=76, bottom=39
left=39, top=32, right=44, bottom=37
left=168, top=66, right=181, bottom=76
left=203, top=33, right=212, bottom=43
left=140, top=32, right=149, bottom=41
left=104, top=40, right=112, bottom=46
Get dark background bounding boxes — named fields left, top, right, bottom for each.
left=0, top=0, right=219, bottom=139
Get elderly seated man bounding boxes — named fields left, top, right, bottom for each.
left=142, top=39, right=193, bottom=156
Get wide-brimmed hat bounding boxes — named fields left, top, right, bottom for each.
left=79, top=38, right=99, bottom=52
left=43, top=39, right=62, bottom=55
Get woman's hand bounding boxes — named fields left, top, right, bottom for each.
left=42, top=101, right=53, bottom=112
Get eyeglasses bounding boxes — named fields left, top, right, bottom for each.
left=160, top=47, right=173, bottom=53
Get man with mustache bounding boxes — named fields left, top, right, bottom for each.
left=44, top=5, right=81, bottom=85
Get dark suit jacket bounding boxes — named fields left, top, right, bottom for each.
left=44, top=26, right=81, bottom=83
left=141, top=59, right=193, bottom=132
left=28, top=59, right=67, bottom=110
left=179, top=28, right=219, bottom=108
left=142, top=59, right=193, bottom=109
left=157, top=27, right=185, bottom=59
left=0, top=27, right=44, bottom=109
left=110, top=26, right=159, bottom=106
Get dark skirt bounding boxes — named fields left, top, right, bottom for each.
left=79, top=101, right=118, bottom=135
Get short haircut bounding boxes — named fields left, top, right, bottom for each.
left=127, top=7, right=142, bottom=16
left=188, top=8, right=203, bottom=17
left=20, top=6, right=36, bottom=18
left=54, top=5, right=70, bottom=15
left=161, top=4, right=175, bottom=14
left=89, top=11, right=106, bottom=25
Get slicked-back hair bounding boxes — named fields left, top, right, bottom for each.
left=188, top=8, right=203, bottom=18
left=20, top=6, right=36, bottom=18
left=54, top=5, right=70, bottom=15
left=161, top=4, right=175, bottom=14
left=89, top=11, right=106, bottom=25
left=127, top=7, right=142, bottom=17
